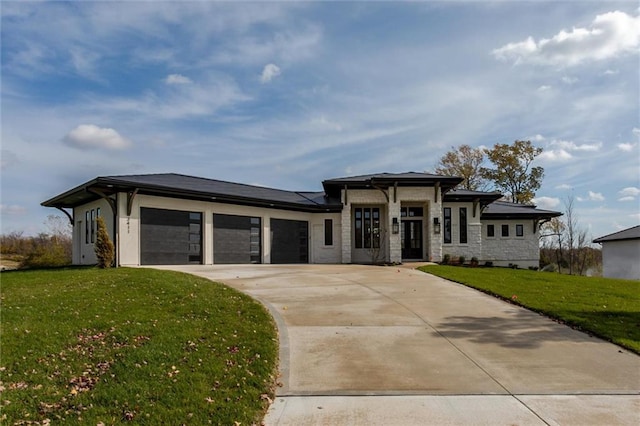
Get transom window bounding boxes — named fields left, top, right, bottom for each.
left=354, top=207, right=380, bottom=249
left=400, top=207, right=423, bottom=217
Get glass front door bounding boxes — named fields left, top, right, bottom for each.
left=401, top=220, right=422, bottom=259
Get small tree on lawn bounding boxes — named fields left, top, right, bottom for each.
left=95, top=216, right=115, bottom=268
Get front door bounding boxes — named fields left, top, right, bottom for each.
left=401, top=220, right=422, bottom=260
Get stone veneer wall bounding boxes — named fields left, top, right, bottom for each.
left=441, top=202, right=482, bottom=262
left=340, top=186, right=440, bottom=263
left=481, top=220, right=540, bottom=268
left=396, top=187, right=440, bottom=262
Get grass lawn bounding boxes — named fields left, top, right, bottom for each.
left=0, top=267, right=278, bottom=425
left=419, top=265, right=640, bottom=354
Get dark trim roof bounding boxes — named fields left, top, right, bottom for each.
left=444, top=189, right=503, bottom=206
left=593, top=225, right=640, bottom=243
left=41, top=173, right=342, bottom=213
left=322, top=172, right=463, bottom=198
left=42, top=172, right=563, bottom=219
left=481, top=201, right=563, bottom=220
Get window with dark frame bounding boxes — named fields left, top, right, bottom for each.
left=459, top=207, right=467, bottom=244
left=354, top=207, right=380, bottom=249
left=90, top=209, right=96, bottom=243
left=85, top=211, right=90, bottom=243
left=324, top=219, right=333, bottom=246
left=502, top=224, right=509, bottom=237
left=516, top=224, right=524, bottom=237
left=443, top=207, right=452, bottom=243
left=487, top=224, right=495, bottom=237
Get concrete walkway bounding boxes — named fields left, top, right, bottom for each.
left=158, top=264, right=640, bottom=425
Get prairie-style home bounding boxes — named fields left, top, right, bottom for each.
left=42, top=172, right=561, bottom=268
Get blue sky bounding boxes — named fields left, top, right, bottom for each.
left=1, top=1, right=639, bottom=241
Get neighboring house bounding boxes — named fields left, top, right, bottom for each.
left=42, top=172, right=561, bottom=268
left=593, top=225, right=640, bottom=280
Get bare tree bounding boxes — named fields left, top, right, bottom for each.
left=564, top=195, right=578, bottom=275
left=366, top=227, right=387, bottom=265
left=540, top=217, right=565, bottom=273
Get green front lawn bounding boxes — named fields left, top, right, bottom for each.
left=419, top=265, right=640, bottom=354
left=1, top=268, right=278, bottom=425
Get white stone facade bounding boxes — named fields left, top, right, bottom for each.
left=480, top=220, right=540, bottom=268
left=65, top=181, right=551, bottom=268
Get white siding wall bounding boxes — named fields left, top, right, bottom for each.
left=601, top=239, right=640, bottom=280
left=481, top=219, right=539, bottom=268
left=72, top=199, right=114, bottom=265
left=115, top=193, right=341, bottom=266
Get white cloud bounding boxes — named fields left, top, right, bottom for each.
left=165, top=74, right=192, bottom=85
left=492, top=11, right=640, bottom=67
left=555, top=140, right=602, bottom=151
left=603, top=69, right=619, bottom=75
left=618, top=196, right=635, bottom=202
left=539, top=149, right=572, bottom=162
left=617, top=142, right=637, bottom=151
left=63, top=124, right=131, bottom=150
left=537, top=85, right=552, bottom=92
left=633, top=127, right=640, bottom=136
left=0, top=204, right=28, bottom=215
left=618, top=187, right=640, bottom=197
left=577, top=191, right=605, bottom=202
left=539, top=139, right=602, bottom=162
left=561, top=76, right=578, bottom=84
left=260, top=63, right=281, bottom=83
left=530, top=134, right=546, bottom=142
left=532, top=196, right=561, bottom=209
left=555, top=183, right=572, bottom=190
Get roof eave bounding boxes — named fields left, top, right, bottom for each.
left=42, top=178, right=342, bottom=213
left=481, top=212, right=563, bottom=220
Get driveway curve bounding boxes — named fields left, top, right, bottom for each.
left=157, top=264, right=640, bottom=425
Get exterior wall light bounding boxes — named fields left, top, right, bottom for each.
left=392, top=217, right=400, bottom=234
left=433, top=217, right=441, bottom=234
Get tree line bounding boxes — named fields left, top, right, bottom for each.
left=434, top=140, right=543, bottom=204
left=1, top=216, right=73, bottom=268
left=434, top=140, right=601, bottom=275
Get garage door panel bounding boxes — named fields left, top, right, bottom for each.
left=140, top=208, right=202, bottom=265
left=213, top=214, right=261, bottom=264
left=271, top=219, right=308, bottom=264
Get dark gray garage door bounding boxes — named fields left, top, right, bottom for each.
left=140, top=208, right=202, bottom=265
left=270, top=218, right=308, bottom=264
left=213, top=214, right=261, bottom=264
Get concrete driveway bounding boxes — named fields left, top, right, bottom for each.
left=159, top=264, right=640, bottom=425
